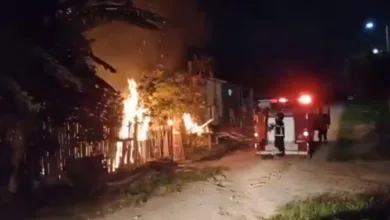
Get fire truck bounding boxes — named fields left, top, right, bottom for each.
left=254, top=93, right=330, bottom=157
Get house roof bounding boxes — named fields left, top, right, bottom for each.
left=205, top=77, right=253, bottom=92
left=206, top=77, right=227, bottom=83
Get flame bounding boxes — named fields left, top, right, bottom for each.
left=167, top=119, right=175, bottom=126
left=113, top=79, right=150, bottom=171
left=182, top=113, right=204, bottom=135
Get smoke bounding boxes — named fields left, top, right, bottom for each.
left=85, top=0, right=209, bottom=93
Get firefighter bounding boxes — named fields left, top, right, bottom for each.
left=269, top=112, right=285, bottom=156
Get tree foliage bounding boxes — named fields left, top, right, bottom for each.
left=1, top=0, right=165, bottom=192
left=0, top=0, right=167, bottom=194
left=139, top=71, right=207, bottom=126
left=343, top=52, right=390, bottom=100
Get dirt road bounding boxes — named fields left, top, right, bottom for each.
left=99, top=104, right=390, bottom=220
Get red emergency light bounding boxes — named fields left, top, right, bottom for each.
left=278, top=97, right=288, bottom=103
left=298, top=94, right=312, bottom=105
left=271, top=97, right=288, bottom=103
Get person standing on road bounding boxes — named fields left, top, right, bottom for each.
left=229, top=108, right=235, bottom=125
left=317, top=108, right=330, bottom=143
left=269, top=112, right=285, bottom=156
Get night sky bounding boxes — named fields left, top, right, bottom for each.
left=199, top=0, right=390, bottom=91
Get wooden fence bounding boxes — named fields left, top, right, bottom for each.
left=39, top=122, right=185, bottom=181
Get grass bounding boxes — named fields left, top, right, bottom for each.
left=337, top=103, right=383, bottom=139
left=328, top=102, right=390, bottom=161
left=35, top=166, right=227, bottom=219
left=267, top=192, right=390, bottom=220
left=340, top=104, right=382, bottom=124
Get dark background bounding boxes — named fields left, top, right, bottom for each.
left=198, top=0, right=390, bottom=95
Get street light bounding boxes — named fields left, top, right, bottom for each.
left=365, top=22, right=374, bottom=29
left=364, top=21, right=389, bottom=52
left=372, top=48, right=379, bottom=54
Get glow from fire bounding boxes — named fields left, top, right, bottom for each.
left=113, top=79, right=150, bottom=171
left=111, top=80, right=212, bottom=171
left=182, top=113, right=204, bottom=135
left=167, top=119, right=175, bottom=126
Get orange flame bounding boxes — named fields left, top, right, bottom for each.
left=113, top=79, right=150, bottom=171
left=182, top=113, right=204, bottom=135
left=167, top=119, right=175, bottom=126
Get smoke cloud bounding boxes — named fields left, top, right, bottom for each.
left=86, top=0, right=209, bottom=92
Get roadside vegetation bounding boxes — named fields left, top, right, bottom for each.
left=328, top=101, right=390, bottom=161
left=337, top=50, right=390, bottom=161
left=267, top=192, right=390, bottom=220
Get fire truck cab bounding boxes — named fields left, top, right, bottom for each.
left=254, top=93, right=328, bottom=157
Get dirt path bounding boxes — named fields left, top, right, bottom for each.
left=99, top=104, right=390, bottom=220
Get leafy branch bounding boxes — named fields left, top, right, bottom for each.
left=139, top=71, right=207, bottom=126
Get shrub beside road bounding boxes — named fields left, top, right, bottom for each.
left=328, top=101, right=390, bottom=161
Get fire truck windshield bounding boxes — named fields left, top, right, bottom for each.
left=269, top=102, right=295, bottom=116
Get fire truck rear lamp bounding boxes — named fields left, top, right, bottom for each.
left=298, top=95, right=312, bottom=104
left=278, top=97, right=288, bottom=103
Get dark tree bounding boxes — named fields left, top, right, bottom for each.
left=0, top=0, right=165, bottom=193
left=343, top=52, right=390, bottom=101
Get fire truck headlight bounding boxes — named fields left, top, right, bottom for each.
left=254, top=132, right=258, bottom=137
left=303, top=131, right=309, bottom=137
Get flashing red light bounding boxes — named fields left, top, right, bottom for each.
left=278, top=97, right=288, bottom=103
left=270, top=99, right=278, bottom=103
left=298, top=94, right=312, bottom=104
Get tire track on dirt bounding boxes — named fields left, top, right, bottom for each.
left=214, top=159, right=294, bottom=219
left=247, top=161, right=292, bottom=189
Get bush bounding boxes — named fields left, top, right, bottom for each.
left=64, top=154, right=107, bottom=195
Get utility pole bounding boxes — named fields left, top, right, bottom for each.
left=364, top=22, right=390, bottom=52
left=386, top=25, right=389, bottom=52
